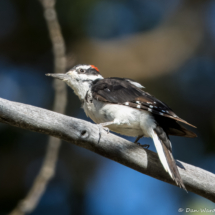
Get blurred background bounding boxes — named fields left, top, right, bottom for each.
left=0, top=0, right=215, bottom=214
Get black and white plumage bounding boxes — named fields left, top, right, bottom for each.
left=46, top=64, right=197, bottom=191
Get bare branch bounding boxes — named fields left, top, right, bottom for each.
left=1, top=97, right=215, bottom=203
left=9, top=0, right=67, bottom=214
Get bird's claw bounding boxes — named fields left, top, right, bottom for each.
left=97, top=124, right=110, bottom=144
left=137, top=143, right=150, bottom=149
left=98, top=124, right=109, bottom=134
left=103, top=127, right=109, bottom=134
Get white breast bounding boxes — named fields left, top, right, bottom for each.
left=83, top=98, right=156, bottom=137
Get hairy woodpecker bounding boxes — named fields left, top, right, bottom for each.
left=46, top=64, right=196, bottom=191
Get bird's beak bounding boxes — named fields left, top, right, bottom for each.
left=45, top=73, right=70, bottom=81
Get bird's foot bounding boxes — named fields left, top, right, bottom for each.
left=134, top=135, right=149, bottom=148
left=137, top=142, right=150, bottom=149
left=97, top=122, right=113, bottom=143
left=98, top=122, right=113, bottom=134
left=103, top=127, right=110, bottom=133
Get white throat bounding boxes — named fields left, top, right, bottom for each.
left=68, top=80, right=93, bottom=100
left=66, top=73, right=103, bottom=101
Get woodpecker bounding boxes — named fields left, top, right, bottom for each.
left=46, top=64, right=196, bottom=191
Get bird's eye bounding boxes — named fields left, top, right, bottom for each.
left=80, top=69, right=85, bottom=73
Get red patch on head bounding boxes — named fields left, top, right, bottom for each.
left=91, top=65, right=99, bottom=72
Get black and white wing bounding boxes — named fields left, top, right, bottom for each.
left=92, top=77, right=196, bottom=191
left=92, top=77, right=196, bottom=130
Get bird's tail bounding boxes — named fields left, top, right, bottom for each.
left=151, top=126, right=187, bottom=191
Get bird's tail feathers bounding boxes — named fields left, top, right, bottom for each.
left=151, top=127, right=187, bottom=192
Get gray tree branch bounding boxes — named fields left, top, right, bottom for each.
left=9, top=0, right=68, bottom=214
left=0, top=97, right=215, bottom=203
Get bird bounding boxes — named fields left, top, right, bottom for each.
left=46, top=64, right=197, bottom=191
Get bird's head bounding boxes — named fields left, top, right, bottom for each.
left=46, top=64, right=103, bottom=100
